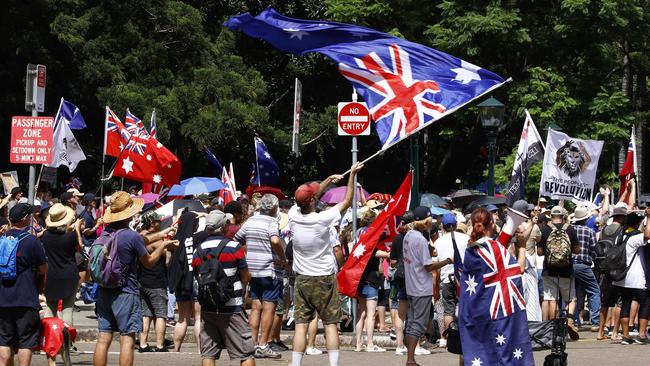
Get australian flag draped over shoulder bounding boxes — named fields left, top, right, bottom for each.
left=225, top=8, right=507, bottom=149
left=452, top=237, right=534, bottom=366
left=251, top=137, right=280, bottom=186
left=506, top=110, right=544, bottom=206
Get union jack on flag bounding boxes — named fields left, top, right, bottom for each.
left=124, top=110, right=149, bottom=155
left=225, top=8, right=507, bottom=149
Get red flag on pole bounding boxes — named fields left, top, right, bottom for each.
left=619, top=127, right=637, bottom=206
left=337, top=171, right=412, bottom=297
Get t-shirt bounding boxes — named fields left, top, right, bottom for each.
left=79, top=209, right=97, bottom=247
left=194, top=234, right=247, bottom=313
left=138, top=242, right=168, bottom=289
left=103, top=227, right=148, bottom=295
left=613, top=232, right=648, bottom=289
left=234, top=214, right=280, bottom=278
left=538, top=223, right=579, bottom=277
left=0, top=228, right=47, bottom=308
left=41, top=230, right=78, bottom=280
left=434, top=231, right=469, bottom=284
left=403, top=230, right=434, bottom=297
left=288, top=206, right=341, bottom=276
left=224, top=224, right=240, bottom=240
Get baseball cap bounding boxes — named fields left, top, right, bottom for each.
left=67, top=188, right=84, bottom=197
left=413, top=206, right=432, bottom=221
left=295, top=182, right=320, bottom=205
left=442, top=213, right=457, bottom=226
left=486, top=204, right=499, bottom=212
left=82, top=193, right=98, bottom=202
left=205, top=210, right=233, bottom=230
left=9, top=203, right=32, bottom=223
left=550, top=205, right=566, bottom=217
left=512, top=199, right=529, bottom=214
left=60, top=191, right=73, bottom=203
left=141, top=210, right=162, bottom=228
left=612, top=205, right=628, bottom=217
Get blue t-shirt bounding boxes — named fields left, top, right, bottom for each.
left=80, top=210, right=97, bottom=247
left=103, top=227, right=147, bottom=295
left=0, top=228, right=47, bottom=309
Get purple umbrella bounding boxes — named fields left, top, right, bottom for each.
left=136, top=193, right=160, bottom=204
left=320, top=186, right=370, bottom=204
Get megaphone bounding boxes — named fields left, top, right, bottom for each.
left=497, top=206, right=529, bottom=245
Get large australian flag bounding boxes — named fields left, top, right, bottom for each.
left=225, top=8, right=506, bottom=150
left=453, top=237, right=534, bottom=366
left=251, top=137, right=280, bottom=186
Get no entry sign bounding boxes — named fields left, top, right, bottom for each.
left=338, top=102, right=371, bottom=136
left=10, top=116, right=54, bottom=164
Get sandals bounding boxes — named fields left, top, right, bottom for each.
left=366, top=345, right=386, bottom=352
left=354, top=345, right=366, bottom=352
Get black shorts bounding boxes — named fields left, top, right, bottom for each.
left=0, top=307, right=41, bottom=349
left=600, top=278, right=622, bottom=308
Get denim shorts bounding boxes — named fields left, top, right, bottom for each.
left=249, top=277, right=283, bottom=302
left=359, top=283, right=379, bottom=300
left=97, top=289, right=143, bottom=335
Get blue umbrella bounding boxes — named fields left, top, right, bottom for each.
left=430, top=206, right=452, bottom=216
left=167, top=177, right=227, bottom=196
left=420, top=193, right=447, bottom=207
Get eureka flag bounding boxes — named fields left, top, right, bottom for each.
left=506, top=110, right=544, bottom=206
left=225, top=8, right=506, bottom=149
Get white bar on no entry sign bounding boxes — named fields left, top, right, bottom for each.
left=341, top=116, right=368, bottom=122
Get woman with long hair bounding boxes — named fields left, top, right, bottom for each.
left=167, top=211, right=201, bottom=352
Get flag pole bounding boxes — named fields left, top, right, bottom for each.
left=254, top=137, right=261, bottom=186
left=100, top=106, right=108, bottom=214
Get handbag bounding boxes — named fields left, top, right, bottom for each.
left=443, top=319, right=462, bottom=354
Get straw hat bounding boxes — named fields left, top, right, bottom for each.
left=103, top=191, right=144, bottom=224
left=45, top=203, right=75, bottom=227
left=0, top=195, right=9, bottom=210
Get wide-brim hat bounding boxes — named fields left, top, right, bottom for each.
left=0, top=195, right=9, bottom=210
left=45, top=203, right=75, bottom=227
left=569, top=206, right=590, bottom=223
left=103, top=191, right=144, bottom=223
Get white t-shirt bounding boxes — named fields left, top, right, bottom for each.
left=288, top=206, right=341, bottom=276
left=433, top=231, right=469, bottom=283
left=613, top=233, right=648, bottom=289
left=403, top=230, right=434, bottom=297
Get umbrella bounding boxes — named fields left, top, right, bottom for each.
left=449, top=189, right=486, bottom=209
left=420, top=193, right=447, bottom=207
left=471, top=195, right=508, bottom=208
left=136, top=193, right=160, bottom=204
left=167, top=177, right=227, bottom=196
left=320, top=186, right=370, bottom=204
left=430, top=206, right=452, bottom=216
left=246, top=185, right=287, bottom=200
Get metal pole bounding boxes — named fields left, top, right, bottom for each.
left=28, top=107, right=37, bottom=205
left=488, top=131, right=496, bottom=196
left=409, top=135, right=420, bottom=209
left=351, top=88, right=358, bottom=331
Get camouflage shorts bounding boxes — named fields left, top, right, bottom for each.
left=293, top=274, right=341, bottom=325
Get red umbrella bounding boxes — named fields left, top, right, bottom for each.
left=246, top=185, right=287, bottom=199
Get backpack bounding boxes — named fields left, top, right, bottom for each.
left=89, top=229, right=125, bottom=288
left=546, top=224, right=572, bottom=269
left=594, top=225, right=624, bottom=270
left=599, top=230, right=640, bottom=281
left=0, top=231, right=29, bottom=281
left=194, top=238, right=236, bottom=312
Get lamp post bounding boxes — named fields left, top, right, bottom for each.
left=478, top=97, right=505, bottom=196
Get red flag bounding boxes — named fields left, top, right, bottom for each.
left=104, top=107, right=129, bottom=157
left=619, top=127, right=637, bottom=205
left=38, top=317, right=77, bottom=358
left=337, top=171, right=412, bottom=297
left=149, top=137, right=181, bottom=186
left=219, top=165, right=237, bottom=205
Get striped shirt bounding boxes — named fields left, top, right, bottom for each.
left=194, top=235, right=247, bottom=313
left=234, top=214, right=281, bottom=278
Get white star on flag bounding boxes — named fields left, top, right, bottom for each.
left=471, top=357, right=483, bottom=366
left=465, top=275, right=478, bottom=296
left=352, top=243, right=366, bottom=258
left=513, top=349, right=523, bottom=360
left=451, top=60, right=482, bottom=84
left=495, top=334, right=506, bottom=346
left=153, top=174, right=162, bottom=184
left=146, top=154, right=152, bottom=161
left=282, top=28, right=309, bottom=40
left=121, top=156, right=134, bottom=174
left=52, top=324, right=58, bottom=330
left=156, top=142, right=162, bottom=148
left=264, top=152, right=272, bottom=159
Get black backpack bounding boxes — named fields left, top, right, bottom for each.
left=194, top=238, right=236, bottom=312
left=599, top=230, right=640, bottom=281
left=595, top=225, right=623, bottom=269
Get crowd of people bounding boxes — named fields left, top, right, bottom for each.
left=1, top=168, right=649, bottom=366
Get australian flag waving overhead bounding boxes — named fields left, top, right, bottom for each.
left=56, top=97, right=86, bottom=129
left=225, top=8, right=506, bottom=150
left=453, top=237, right=534, bottom=366
left=251, top=137, right=280, bottom=186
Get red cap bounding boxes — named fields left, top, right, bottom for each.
left=295, top=182, right=320, bottom=205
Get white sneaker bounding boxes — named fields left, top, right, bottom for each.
left=415, top=346, right=431, bottom=355
left=305, top=347, right=323, bottom=355
left=438, top=338, right=447, bottom=348
left=395, top=346, right=407, bottom=355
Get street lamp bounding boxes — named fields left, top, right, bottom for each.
left=478, top=96, right=505, bottom=196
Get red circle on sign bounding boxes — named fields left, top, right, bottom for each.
left=338, top=102, right=370, bottom=135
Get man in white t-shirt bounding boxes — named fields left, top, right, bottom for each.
left=433, top=213, right=469, bottom=346
left=288, top=162, right=363, bottom=366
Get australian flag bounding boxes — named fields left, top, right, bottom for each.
left=225, top=8, right=506, bottom=150
left=55, top=97, right=86, bottom=129
left=453, top=237, right=534, bottom=366
left=251, top=137, right=280, bottom=186
left=203, top=146, right=223, bottom=175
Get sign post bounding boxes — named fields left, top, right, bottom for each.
left=291, top=78, right=302, bottom=156
left=22, top=64, right=47, bottom=205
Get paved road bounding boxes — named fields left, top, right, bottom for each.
left=30, top=333, right=649, bottom=366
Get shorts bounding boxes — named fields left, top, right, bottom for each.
left=294, top=274, right=341, bottom=325
left=97, top=289, right=143, bottom=335
left=542, top=276, right=576, bottom=302
left=619, top=287, right=650, bottom=320
left=175, top=279, right=198, bottom=302
left=249, top=277, right=283, bottom=302
left=275, top=278, right=291, bottom=315
left=0, top=307, right=40, bottom=349
left=359, top=283, right=379, bottom=300
left=140, top=287, right=169, bottom=319
left=600, top=278, right=622, bottom=308
left=441, top=282, right=458, bottom=316
left=377, top=289, right=389, bottom=308
left=405, top=296, right=432, bottom=339
left=200, top=312, right=255, bottom=361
